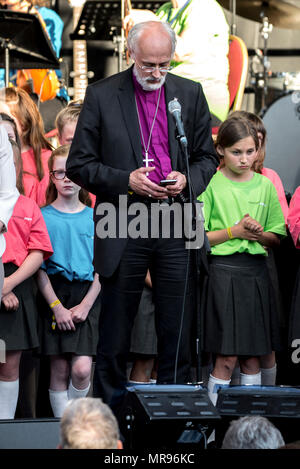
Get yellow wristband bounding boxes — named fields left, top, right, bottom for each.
left=50, top=299, right=61, bottom=309
left=227, top=227, right=234, bottom=240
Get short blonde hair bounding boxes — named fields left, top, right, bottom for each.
left=60, top=398, right=120, bottom=449
left=55, top=100, right=83, bottom=137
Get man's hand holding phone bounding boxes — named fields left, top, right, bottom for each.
left=159, top=179, right=177, bottom=186
left=129, top=168, right=186, bottom=199
left=161, top=172, right=187, bottom=197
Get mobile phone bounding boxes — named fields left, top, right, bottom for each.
left=160, top=179, right=177, bottom=186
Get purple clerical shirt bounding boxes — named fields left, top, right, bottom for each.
left=133, top=73, right=172, bottom=185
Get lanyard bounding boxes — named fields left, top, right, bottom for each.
left=135, top=86, right=162, bottom=176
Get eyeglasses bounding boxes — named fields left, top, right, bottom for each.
left=50, top=170, right=67, bottom=180
left=135, top=61, right=173, bottom=73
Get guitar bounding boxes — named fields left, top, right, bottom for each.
left=68, top=0, right=89, bottom=101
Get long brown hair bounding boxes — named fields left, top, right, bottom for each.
left=228, top=111, right=266, bottom=173
left=2, top=87, right=53, bottom=181
left=216, top=116, right=259, bottom=160
left=45, top=144, right=92, bottom=207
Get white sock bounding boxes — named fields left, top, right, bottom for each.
left=240, top=371, right=261, bottom=385
left=68, top=380, right=90, bottom=400
left=49, top=389, right=69, bottom=418
left=207, top=374, right=231, bottom=406
left=0, top=379, right=19, bottom=419
left=231, top=364, right=241, bottom=385
left=261, top=364, right=277, bottom=385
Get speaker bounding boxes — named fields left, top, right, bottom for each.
left=121, top=384, right=220, bottom=450
left=0, top=418, right=60, bottom=449
left=215, top=385, right=300, bottom=447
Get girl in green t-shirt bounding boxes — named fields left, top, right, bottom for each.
left=199, top=116, right=286, bottom=407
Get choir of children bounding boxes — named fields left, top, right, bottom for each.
left=0, top=88, right=299, bottom=420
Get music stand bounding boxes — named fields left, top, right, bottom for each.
left=0, top=9, right=60, bottom=87
left=70, top=0, right=166, bottom=72
left=70, top=0, right=166, bottom=41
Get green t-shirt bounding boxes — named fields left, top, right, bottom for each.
left=198, top=171, right=287, bottom=256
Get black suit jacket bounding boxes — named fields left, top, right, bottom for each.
left=66, top=66, right=219, bottom=278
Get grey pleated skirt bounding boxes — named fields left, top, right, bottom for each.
left=202, top=253, right=281, bottom=356
left=0, top=263, right=39, bottom=351
left=38, top=274, right=101, bottom=356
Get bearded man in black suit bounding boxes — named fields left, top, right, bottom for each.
left=66, top=20, right=219, bottom=415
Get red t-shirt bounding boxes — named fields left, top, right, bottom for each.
left=22, top=147, right=51, bottom=207
left=2, top=195, right=53, bottom=266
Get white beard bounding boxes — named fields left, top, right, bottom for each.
left=133, top=65, right=166, bottom=91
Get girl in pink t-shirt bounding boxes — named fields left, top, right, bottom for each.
left=288, top=187, right=300, bottom=249
left=1, top=87, right=53, bottom=207
left=0, top=134, right=53, bottom=419
left=288, top=186, right=300, bottom=347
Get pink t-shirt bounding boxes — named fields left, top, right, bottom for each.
left=21, top=147, right=51, bottom=207
left=262, top=167, right=289, bottom=224
left=287, top=186, right=300, bottom=249
left=3, top=195, right=53, bottom=266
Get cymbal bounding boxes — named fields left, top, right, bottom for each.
left=219, top=0, right=300, bottom=29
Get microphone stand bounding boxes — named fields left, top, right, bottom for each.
left=175, top=133, right=203, bottom=386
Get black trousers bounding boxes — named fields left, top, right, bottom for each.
left=93, top=204, right=196, bottom=412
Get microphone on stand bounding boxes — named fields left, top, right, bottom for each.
left=168, top=98, right=187, bottom=148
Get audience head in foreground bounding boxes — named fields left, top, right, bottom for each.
left=221, top=415, right=285, bottom=449
left=59, top=397, right=123, bottom=449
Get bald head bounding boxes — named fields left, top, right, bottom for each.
left=127, top=21, right=176, bottom=58
left=127, top=21, right=176, bottom=91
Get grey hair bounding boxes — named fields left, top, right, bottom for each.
left=221, top=416, right=285, bottom=449
left=60, top=397, right=120, bottom=449
left=127, top=21, right=177, bottom=57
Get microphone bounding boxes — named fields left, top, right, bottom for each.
left=168, top=98, right=187, bottom=147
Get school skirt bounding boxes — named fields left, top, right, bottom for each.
left=202, top=253, right=281, bottom=356
left=0, top=263, right=39, bottom=351
left=130, top=286, right=157, bottom=356
left=38, top=274, right=101, bottom=356
left=288, top=265, right=300, bottom=344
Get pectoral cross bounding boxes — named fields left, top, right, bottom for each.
left=143, top=151, right=154, bottom=177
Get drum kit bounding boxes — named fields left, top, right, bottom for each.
left=219, top=0, right=300, bottom=195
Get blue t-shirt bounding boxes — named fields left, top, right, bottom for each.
left=41, top=205, right=94, bottom=281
